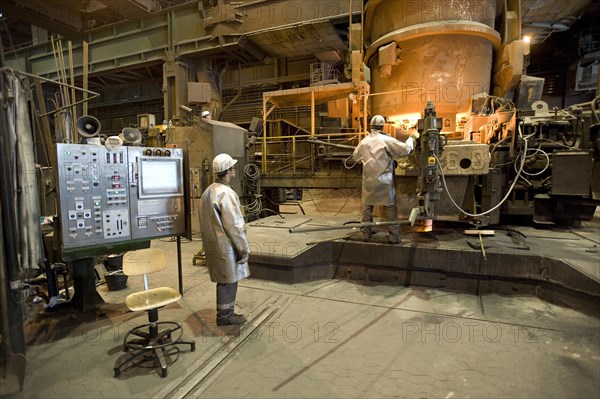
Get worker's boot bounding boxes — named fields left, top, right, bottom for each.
left=388, top=227, right=401, bottom=244
left=361, top=205, right=374, bottom=241
left=361, top=228, right=372, bottom=242
left=387, top=235, right=401, bottom=244
left=216, top=282, right=245, bottom=325
left=386, top=206, right=401, bottom=244
left=217, top=310, right=247, bottom=326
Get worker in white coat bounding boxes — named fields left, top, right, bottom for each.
left=352, top=115, right=414, bottom=243
left=200, top=153, right=250, bottom=326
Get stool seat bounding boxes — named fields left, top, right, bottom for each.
left=125, top=287, right=181, bottom=312
left=114, top=248, right=194, bottom=378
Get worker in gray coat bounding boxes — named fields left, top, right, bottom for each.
left=200, top=153, right=250, bottom=326
left=352, top=115, right=414, bottom=243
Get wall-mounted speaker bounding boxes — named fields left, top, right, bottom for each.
left=76, top=115, right=101, bottom=137
left=119, top=127, right=142, bottom=144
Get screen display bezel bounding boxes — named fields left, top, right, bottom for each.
left=138, top=157, right=184, bottom=198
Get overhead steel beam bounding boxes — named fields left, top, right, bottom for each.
left=4, top=1, right=355, bottom=80
left=5, top=16, right=169, bottom=80
left=2, top=0, right=82, bottom=37
left=101, top=0, right=159, bottom=18
left=129, top=0, right=160, bottom=13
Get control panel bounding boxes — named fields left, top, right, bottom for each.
left=128, top=146, right=185, bottom=240
left=56, top=144, right=186, bottom=250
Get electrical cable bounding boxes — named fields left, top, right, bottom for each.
left=489, top=135, right=511, bottom=162
left=264, top=196, right=287, bottom=207
left=333, top=189, right=355, bottom=216
left=304, top=189, right=326, bottom=217
left=434, top=124, right=528, bottom=218
left=260, top=208, right=284, bottom=218
left=514, top=148, right=550, bottom=177
left=304, top=189, right=356, bottom=217
left=538, top=138, right=579, bottom=150
left=242, top=163, right=262, bottom=217
left=478, top=95, right=515, bottom=116
left=340, top=188, right=354, bottom=197
left=343, top=154, right=357, bottom=169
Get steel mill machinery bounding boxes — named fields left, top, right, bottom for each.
left=95, top=0, right=597, bottom=228
left=249, top=0, right=599, bottom=227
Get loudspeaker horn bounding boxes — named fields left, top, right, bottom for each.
left=119, top=127, right=142, bottom=144
left=76, top=115, right=101, bottom=138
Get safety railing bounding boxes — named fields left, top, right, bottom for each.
left=256, top=131, right=359, bottom=176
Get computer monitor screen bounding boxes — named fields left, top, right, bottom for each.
left=138, top=157, right=183, bottom=198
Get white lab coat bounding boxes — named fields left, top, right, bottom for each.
left=352, top=129, right=412, bottom=205
left=200, top=181, right=250, bottom=283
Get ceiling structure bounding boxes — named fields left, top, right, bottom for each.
left=0, top=0, right=192, bottom=92
left=1, top=0, right=596, bottom=51
left=1, top=0, right=193, bottom=49
left=521, top=0, right=593, bottom=43
left=248, top=21, right=346, bottom=60
left=0, top=0, right=597, bottom=110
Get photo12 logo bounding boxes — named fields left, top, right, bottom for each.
left=218, top=321, right=340, bottom=345
left=401, top=320, right=539, bottom=344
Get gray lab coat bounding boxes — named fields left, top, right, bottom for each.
left=200, top=181, right=250, bottom=283
left=352, top=129, right=412, bottom=206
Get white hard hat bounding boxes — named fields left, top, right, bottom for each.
left=370, top=115, right=386, bottom=128
left=202, top=110, right=211, bottom=117
left=212, top=153, right=237, bottom=173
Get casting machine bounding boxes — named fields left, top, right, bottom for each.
left=249, top=0, right=598, bottom=227
left=153, top=0, right=598, bottom=228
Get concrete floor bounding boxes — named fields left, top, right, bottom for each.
left=12, top=190, right=600, bottom=398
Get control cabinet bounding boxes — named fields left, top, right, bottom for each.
left=127, top=146, right=186, bottom=240
left=56, top=144, right=186, bottom=250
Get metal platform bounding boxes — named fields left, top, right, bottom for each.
left=247, top=215, right=600, bottom=316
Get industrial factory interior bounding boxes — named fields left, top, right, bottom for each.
left=1, top=0, right=599, bottom=397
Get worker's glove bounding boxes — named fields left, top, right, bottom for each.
left=405, top=137, right=415, bottom=154
left=237, top=251, right=249, bottom=264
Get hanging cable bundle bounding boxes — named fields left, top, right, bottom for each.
left=435, top=123, right=530, bottom=218
left=242, top=163, right=262, bottom=217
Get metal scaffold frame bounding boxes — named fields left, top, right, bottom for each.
left=261, top=81, right=369, bottom=175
